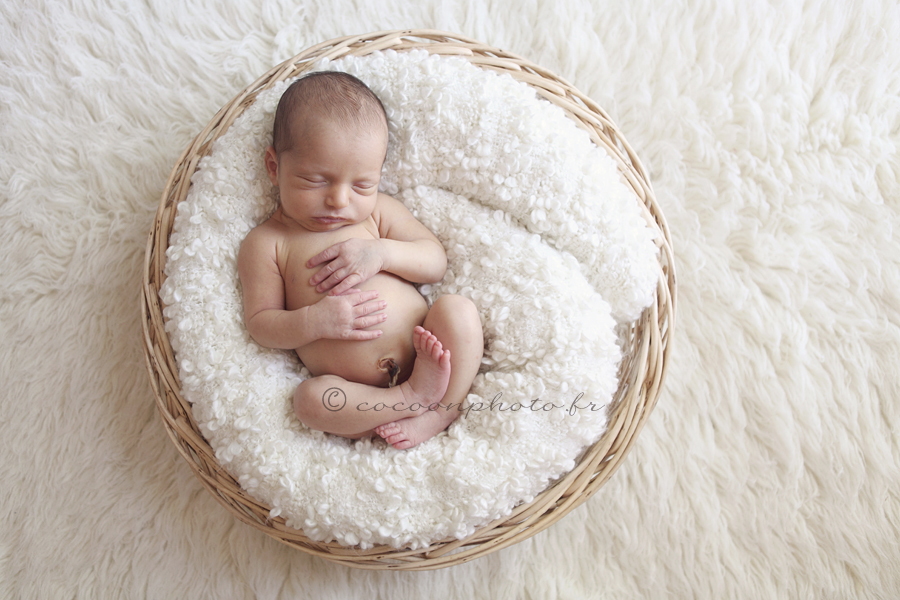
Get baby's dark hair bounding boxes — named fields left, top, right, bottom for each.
left=272, top=71, right=388, bottom=154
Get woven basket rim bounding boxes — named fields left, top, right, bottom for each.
left=140, top=29, right=677, bottom=571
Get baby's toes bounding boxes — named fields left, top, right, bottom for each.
left=385, top=430, right=411, bottom=447
left=375, top=422, right=399, bottom=438
left=412, top=330, right=426, bottom=353
left=421, top=332, right=437, bottom=354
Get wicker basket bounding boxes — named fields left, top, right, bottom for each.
left=140, top=29, right=676, bottom=570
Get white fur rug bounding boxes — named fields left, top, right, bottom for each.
left=2, top=1, right=898, bottom=598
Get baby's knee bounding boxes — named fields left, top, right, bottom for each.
left=431, top=294, right=480, bottom=327
left=425, top=295, right=484, bottom=356
left=293, top=375, right=345, bottom=427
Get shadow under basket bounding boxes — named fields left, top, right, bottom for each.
left=140, top=29, right=677, bottom=571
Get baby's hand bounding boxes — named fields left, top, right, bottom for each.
left=308, top=288, right=387, bottom=341
left=307, top=239, right=385, bottom=296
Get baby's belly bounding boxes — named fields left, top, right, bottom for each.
left=296, top=274, right=429, bottom=387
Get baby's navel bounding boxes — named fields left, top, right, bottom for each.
left=377, top=357, right=401, bottom=388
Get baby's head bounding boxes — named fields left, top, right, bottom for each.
left=271, top=71, right=388, bottom=157
left=265, top=72, right=390, bottom=230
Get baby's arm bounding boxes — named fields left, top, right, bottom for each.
left=308, top=194, right=447, bottom=295
left=237, top=225, right=387, bottom=349
left=376, top=194, right=448, bottom=282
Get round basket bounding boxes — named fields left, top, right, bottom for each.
left=140, top=29, right=676, bottom=570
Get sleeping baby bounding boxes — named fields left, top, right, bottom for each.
left=238, top=72, right=483, bottom=450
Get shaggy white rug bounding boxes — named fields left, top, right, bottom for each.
left=1, top=0, right=898, bottom=598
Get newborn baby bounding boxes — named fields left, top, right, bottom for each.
left=238, top=72, right=483, bottom=449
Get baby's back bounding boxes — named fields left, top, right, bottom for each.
left=277, top=218, right=429, bottom=387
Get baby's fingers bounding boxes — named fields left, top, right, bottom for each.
left=306, top=244, right=340, bottom=269
left=353, top=312, right=387, bottom=330
left=337, top=288, right=378, bottom=301
left=329, top=273, right=363, bottom=296
left=354, top=298, right=387, bottom=317
left=348, top=290, right=382, bottom=307
left=345, top=326, right=384, bottom=340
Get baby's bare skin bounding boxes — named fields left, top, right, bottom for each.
left=275, top=215, right=430, bottom=386
left=238, top=98, right=483, bottom=449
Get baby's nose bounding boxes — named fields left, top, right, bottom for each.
left=326, top=184, right=351, bottom=208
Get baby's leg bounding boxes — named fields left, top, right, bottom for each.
left=293, top=327, right=451, bottom=437
left=376, top=295, right=483, bottom=449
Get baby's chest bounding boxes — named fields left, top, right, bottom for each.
left=279, top=223, right=378, bottom=307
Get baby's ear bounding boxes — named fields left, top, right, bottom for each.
left=264, top=146, right=279, bottom=186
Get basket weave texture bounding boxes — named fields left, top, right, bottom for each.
left=140, top=29, right=676, bottom=570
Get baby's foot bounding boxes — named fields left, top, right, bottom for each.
left=375, top=409, right=455, bottom=450
left=374, top=327, right=451, bottom=449
left=397, top=326, right=451, bottom=410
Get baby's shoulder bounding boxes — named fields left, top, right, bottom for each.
left=372, top=192, right=414, bottom=226
left=243, top=217, right=278, bottom=242
left=372, top=192, right=433, bottom=240
left=239, top=217, right=288, bottom=260
left=373, top=192, right=405, bottom=213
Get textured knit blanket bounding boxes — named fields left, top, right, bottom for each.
left=161, top=50, right=658, bottom=549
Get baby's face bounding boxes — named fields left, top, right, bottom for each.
left=266, top=119, right=387, bottom=232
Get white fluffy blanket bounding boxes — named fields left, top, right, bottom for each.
left=2, top=1, right=898, bottom=598
left=160, top=50, right=656, bottom=549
